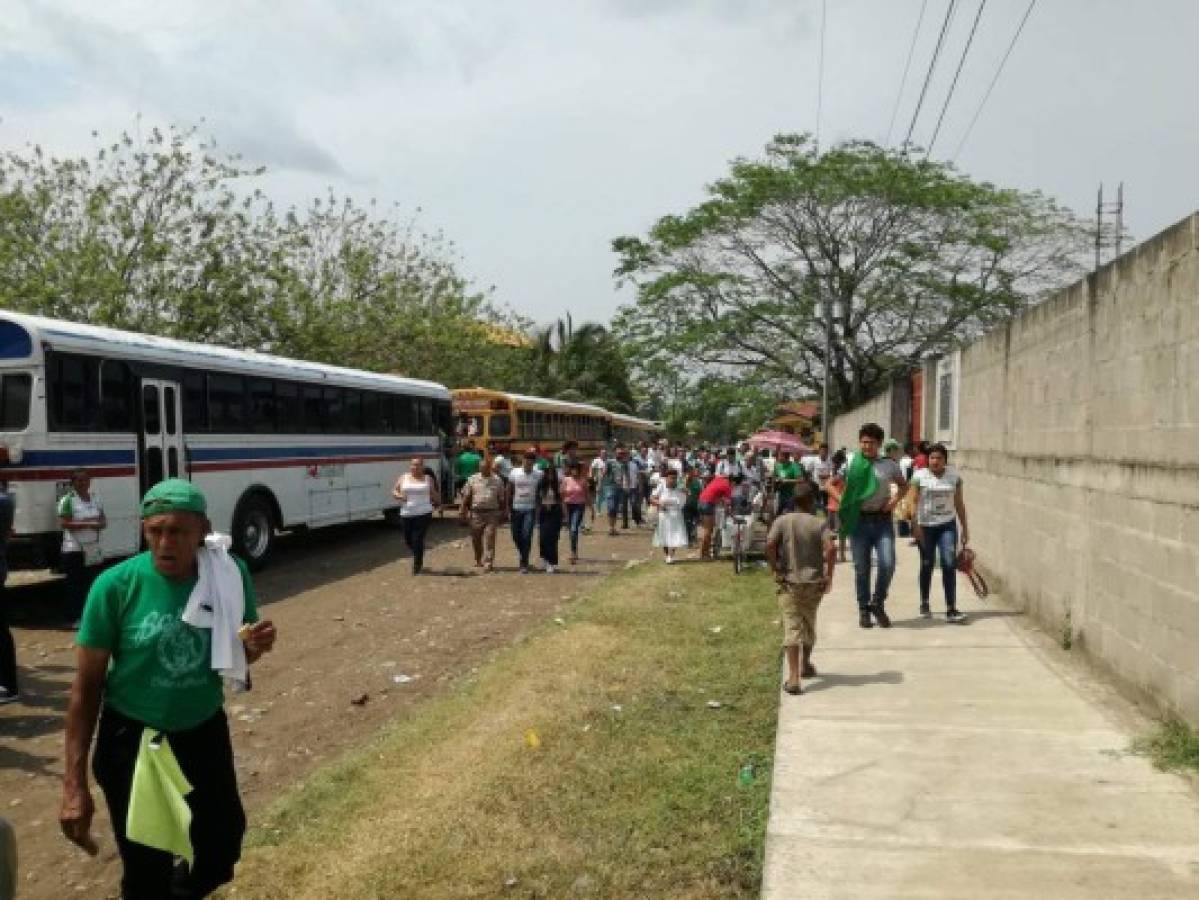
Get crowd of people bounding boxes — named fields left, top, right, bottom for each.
left=0, top=425, right=971, bottom=897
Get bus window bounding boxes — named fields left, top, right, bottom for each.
left=395, top=397, right=416, bottom=432
left=362, top=392, right=380, bottom=433
left=50, top=354, right=99, bottom=431
left=164, top=386, right=178, bottom=435
left=436, top=400, right=453, bottom=438
left=490, top=413, right=512, bottom=438
left=344, top=390, right=362, bottom=433
left=276, top=382, right=301, bottom=433
left=0, top=374, right=31, bottom=430
left=209, top=374, right=247, bottom=432
left=249, top=379, right=276, bottom=433
left=303, top=385, right=323, bottom=433
left=99, top=361, right=134, bottom=431
left=417, top=399, right=434, bottom=433
left=457, top=414, right=483, bottom=439
left=146, top=446, right=164, bottom=485
left=182, top=371, right=208, bottom=432
left=142, top=384, right=161, bottom=435
left=323, top=387, right=345, bottom=432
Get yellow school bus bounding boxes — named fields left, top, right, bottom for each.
left=451, top=388, right=610, bottom=460
left=609, top=412, right=661, bottom=447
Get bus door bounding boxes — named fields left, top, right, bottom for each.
left=140, top=379, right=187, bottom=494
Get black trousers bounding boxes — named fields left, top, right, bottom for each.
left=401, top=514, right=432, bottom=573
left=538, top=506, right=563, bottom=567
left=61, top=551, right=93, bottom=619
left=0, top=579, right=16, bottom=694
left=93, top=706, right=246, bottom=900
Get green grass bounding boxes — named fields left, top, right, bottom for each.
left=1131, top=719, right=1199, bottom=774
left=227, top=562, right=782, bottom=899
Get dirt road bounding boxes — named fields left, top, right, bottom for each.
left=0, top=513, right=654, bottom=899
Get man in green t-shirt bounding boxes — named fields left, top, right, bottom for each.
left=774, top=450, right=802, bottom=514
left=60, top=480, right=277, bottom=898
left=454, top=442, right=483, bottom=495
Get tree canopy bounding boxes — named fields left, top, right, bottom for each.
left=0, top=125, right=531, bottom=389
left=528, top=315, right=636, bottom=413
left=612, top=134, right=1093, bottom=413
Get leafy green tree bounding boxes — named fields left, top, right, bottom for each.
left=613, top=134, right=1093, bottom=412
left=0, top=125, right=530, bottom=386
left=529, top=314, right=636, bottom=413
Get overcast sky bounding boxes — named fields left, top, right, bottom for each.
left=3, top=0, right=1198, bottom=326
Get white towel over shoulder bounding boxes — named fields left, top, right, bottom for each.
left=181, top=534, right=249, bottom=690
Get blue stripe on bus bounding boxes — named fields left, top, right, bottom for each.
left=16, top=449, right=136, bottom=466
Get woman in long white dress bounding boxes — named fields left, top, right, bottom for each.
left=650, top=468, right=689, bottom=564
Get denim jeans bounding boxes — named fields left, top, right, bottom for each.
left=918, top=521, right=958, bottom=608
left=566, top=503, right=587, bottom=556
left=510, top=508, right=536, bottom=568
left=850, top=515, right=897, bottom=612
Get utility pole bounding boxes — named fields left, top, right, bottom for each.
left=820, top=296, right=842, bottom=445
left=1095, top=181, right=1125, bottom=270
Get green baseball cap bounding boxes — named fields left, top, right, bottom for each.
left=140, top=479, right=207, bottom=518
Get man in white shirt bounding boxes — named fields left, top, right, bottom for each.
left=588, top=448, right=608, bottom=524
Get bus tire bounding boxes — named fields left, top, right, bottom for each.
left=233, top=493, right=276, bottom=571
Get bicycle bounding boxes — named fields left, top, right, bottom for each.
left=729, top=513, right=751, bottom=574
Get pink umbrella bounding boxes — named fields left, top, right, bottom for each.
left=745, top=430, right=812, bottom=456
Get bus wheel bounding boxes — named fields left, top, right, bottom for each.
left=233, top=495, right=275, bottom=570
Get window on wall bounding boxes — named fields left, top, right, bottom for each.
left=938, top=372, right=953, bottom=432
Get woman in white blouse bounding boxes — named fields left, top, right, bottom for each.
left=393, top=458, right=441, bottom=575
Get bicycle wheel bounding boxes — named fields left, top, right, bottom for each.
left=732, top=529, right=744, bottom=574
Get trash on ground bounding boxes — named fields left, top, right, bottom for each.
left=392, top=674, right=414, bottom=684
left=706, top=700, right=723, bottom=710
left=524, top=729, right=541, bottom=750
left=350, top=693, right=370, bottom=706
left=709, top=626, right=722, bottom=634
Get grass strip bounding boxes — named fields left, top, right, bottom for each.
left=226, top=561, right=782, bottom=899
left=1131, top=718, right=1199, bottom=774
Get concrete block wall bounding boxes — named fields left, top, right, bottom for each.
left=956, top=213, right=1199, bottom=726
left=828, top=213, right=1199, bottom=725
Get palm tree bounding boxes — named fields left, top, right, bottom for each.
left=529, top=314, right=635, bottom=412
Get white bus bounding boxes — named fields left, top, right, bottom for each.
left=0, top=312, right=452, bottom=570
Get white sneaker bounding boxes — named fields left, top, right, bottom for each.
left=546, top=564, right=556, bottom=574
left=665, top=556, right=674, bottom=565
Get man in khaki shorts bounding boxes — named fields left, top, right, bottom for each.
left=460, top=455, right=506, bottom=571
left=766, top=482, right=837, bottom=695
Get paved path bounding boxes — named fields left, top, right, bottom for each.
left=762, top=542, right=1199, bottom=899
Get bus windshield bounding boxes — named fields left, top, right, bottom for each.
left=0, top=373, right=31, bottom=430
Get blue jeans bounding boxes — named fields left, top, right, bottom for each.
left=567, top=503, right=586, bottom=556
left=850, top=516, right=896, bottom=612
left=510, top=508, right=536, bottom=568
left=918, top=521, right=958, bottom=609
left=605, top=486, right=625, bottom=519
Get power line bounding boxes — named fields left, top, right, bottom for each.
left=925, top=0, right=988, bottom=158
left=816, top=0, right=828, bottom=152
left=885, top=0, right=930, bottom=147
left=951, top=0, right=1038, bottom=160
left=903, top=0, right=959, bottom=149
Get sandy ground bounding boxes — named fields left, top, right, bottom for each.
left=0, top=511, right=658, bottom=899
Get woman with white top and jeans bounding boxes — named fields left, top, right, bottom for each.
left=393, top=458, right=440, bottom=575
left=58, top=468, right=106, bottom=625
left=910, top=443, right=969, bottom=623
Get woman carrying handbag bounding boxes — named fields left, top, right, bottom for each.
left=909, top=444, right=970, bottom=623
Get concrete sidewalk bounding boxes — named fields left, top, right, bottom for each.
left=762, top=542, right=1199, bottom=899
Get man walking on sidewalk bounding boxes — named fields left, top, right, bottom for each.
left=838, top=423, right=906, bottom=629
left=766, top=483, right=837, bottom=695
